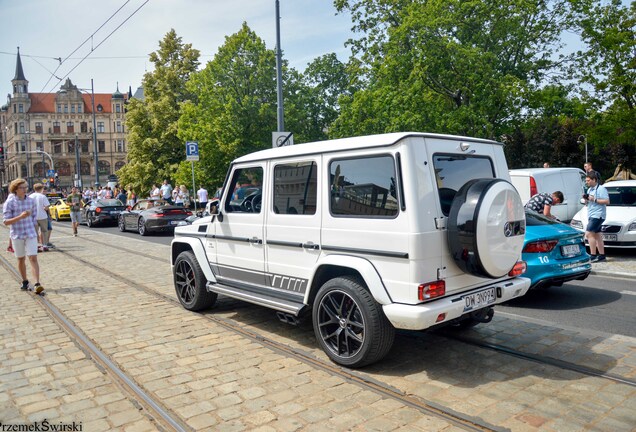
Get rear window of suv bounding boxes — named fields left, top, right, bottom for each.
left=433, top=154, right=495, bottom=216
left=329, top=155, right=399, bottom=218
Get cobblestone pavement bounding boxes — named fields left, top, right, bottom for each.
left=1, top=224, right=635, bottom=431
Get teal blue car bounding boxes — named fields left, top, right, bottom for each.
left=523, top=210, right=591, bottom=289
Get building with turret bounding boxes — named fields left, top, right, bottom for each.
left=0, top=48, right=129, bottom=193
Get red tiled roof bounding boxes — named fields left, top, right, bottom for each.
left=27, top=93, right=124, bottom=114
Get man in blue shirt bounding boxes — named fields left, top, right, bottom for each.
left=584, top=171, right=610, bottom=262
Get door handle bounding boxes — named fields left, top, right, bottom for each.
left=302, top=241, right=319, bottom=250
left=249, top=237, right=263, bottom=244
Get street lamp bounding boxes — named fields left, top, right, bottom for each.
left=577, top=135, right=588, bottom=163
left=78, top=79, right=100, bottom=186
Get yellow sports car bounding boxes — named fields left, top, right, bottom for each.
left=50, top=198, right=71, bottom=221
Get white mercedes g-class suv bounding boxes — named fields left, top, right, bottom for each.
left=171, top=133, right=530, bottom=367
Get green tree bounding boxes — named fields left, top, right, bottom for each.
left=332, top=0, right=574, bottom=139
left=177, top=23, right=277, bottom=189
left=117, top=29, right=200, bottom=196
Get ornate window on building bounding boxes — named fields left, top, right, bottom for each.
left=98, top=141, right=106, bottom=153
left=57, top=104, right=62, bottom=113
left=97, top=122, right=105, bottom=133
left=67, top=122, right=74, bottom=133
left=115, top=104, right=121, bottom=113
left=116, top=140, right=125, bottom=153
left=81, top=141, right=89, bottom=153
left=18, top=104, right=23, bottom=113
left=78, top=104, right=82, bottom=113
left=64, top=104, right=68, bottom=113
left=35, top=122, right=43, bottom=134
left=36, top=142, right=43, bottom=151
left=57, top=161, right=71, bottom=176
left=80, top=122, right=88, bottom=133
left=116, top=121, right=122, bottom=133
left=98, top=160, right=110, bottom=175
left=80, top=161, right=90, bottom=175
left=34, top=162, right=50, bottom=177
left=19, top=141, right=26, bottom=152
left=53, top=142, right=62, bottom=154
left=115, top=161, right=125, bottom=171
left=68, top=142, right=75, bottom=153
left=21, top=164, right=27, bottom=177
left=53, top=122, right=61, bottom=134
left=71, top=104, right=75, bottom=113
left=19, top=122, right=25, bottom=133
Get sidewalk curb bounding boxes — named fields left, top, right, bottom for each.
left=590, top=269, right=636, bottom=280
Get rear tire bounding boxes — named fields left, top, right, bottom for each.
left=313, top=276, right=394, bottom=368
left=173, top=251, right=217, bottom=311
left=118, top=216, right=126, bottom=232
left=54, top=210, right=59, bottom=221
left=86, top=214, right=93, bottom=228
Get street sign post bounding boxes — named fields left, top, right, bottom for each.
left=186, top=142, right=200, bottom=161
left=186, top=141, right=199, bottom=211
left=47, top=169, right=55, bottom=177
left=272, top=132, right=293, bottom=148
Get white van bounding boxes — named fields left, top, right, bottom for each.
left=172, top=133, right=531, bottom=367
left=509, top=168, right=586, bottom=222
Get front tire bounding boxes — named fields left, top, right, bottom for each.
left=173, top=251, right=217, bottom=311
left=138, top=218, right=147, bottom=236
left=118, top=215, right=126, bottom=232
left=313, top=276, right=394, bottom=368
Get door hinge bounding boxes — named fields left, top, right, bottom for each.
left=435, top=217, right=447, bottom=230
left=437, top=267, right=447, bottom=280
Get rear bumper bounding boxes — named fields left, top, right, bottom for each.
left=530, top=269, right=590, bottom=289
left=382, top=277, right=530, bottom=330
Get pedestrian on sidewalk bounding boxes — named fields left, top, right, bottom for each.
left=4, top=192, right=15, bottom=253
left=2, top=178, right=45, bottom=294
left=583, top=171, right=609, bottom=262
left=66, top=186, right=83, bottom=237
left=30, top=183, right=51, bottom=252
left=197, top=186, right=208, bottom=211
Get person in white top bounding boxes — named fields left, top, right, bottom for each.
left=160, top=180, right=173, bottom=204
left=150, top=184, right=161, bottom=201
left=30, top=183, right=51, bottom=251
left=197, top=186, right=208, bottom=210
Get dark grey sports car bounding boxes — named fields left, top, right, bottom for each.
left=118, top=199, right=192, bottom=236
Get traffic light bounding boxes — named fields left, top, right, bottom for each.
left=49, top=177, right=55, bottom=184
left=0, top=143, right=5, bottom=160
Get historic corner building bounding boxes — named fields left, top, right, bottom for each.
left=0, top=49, right=130, bottom=193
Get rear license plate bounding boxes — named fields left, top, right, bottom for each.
left=462, top=288, right=496, bottom=312
left=170, top=220, right=180, bottom=225
left=602, top=234, right=617, bottom=241
left=561, top=244, right=580, bottom=257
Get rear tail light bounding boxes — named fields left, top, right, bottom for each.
left=530, top=176, right=538, bottom=196
left=523, top=240, right=558, bottom=253
left=418, top=280, right=446, bottom=301
left=151, top=213, right=164, bottom=218
left=508, top=261, right=527, bottom=277
left=95, top=207, right=102, bottom=214
left=185, top=211, right=193, bottom=216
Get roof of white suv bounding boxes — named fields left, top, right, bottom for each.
left=234, top=132, right=501, bottom=164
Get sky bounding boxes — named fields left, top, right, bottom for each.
left=0, top=0, right=354, bottom=95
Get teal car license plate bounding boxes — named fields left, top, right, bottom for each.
left=561, top=244, right=580, bottom=257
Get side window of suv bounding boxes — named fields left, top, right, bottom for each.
left=433, top=154, right=495, bottom=216
left=225, top=166, right=263, bottom=213
left=329, top=155, right=399, bottom=217
left=273, top=161, right=317, bottom=215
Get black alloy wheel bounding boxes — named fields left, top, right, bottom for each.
left=118, top=215, right=126, bottom=232
left=313, top=276, right=394, bottom=368
left=138, top=218, right=147, bottom=236
left=173, top=251, right=217, bottom=311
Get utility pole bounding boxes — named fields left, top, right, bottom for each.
left=74, top=134, right=81, bottom=187
left=275, top=0, right=284, bottom=132
left=91, top=79, right=100, bottom=186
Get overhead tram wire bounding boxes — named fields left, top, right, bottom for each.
left=38, top=0, right=133, bottom=94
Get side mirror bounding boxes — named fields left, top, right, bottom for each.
left=217, top=211, right=224, bottom=222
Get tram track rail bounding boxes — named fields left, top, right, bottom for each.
left=57, top=225, right=636, bottom=389
left=46, top=234, right=498, bottom=432
left=0, top=252, right=191, bottom=432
